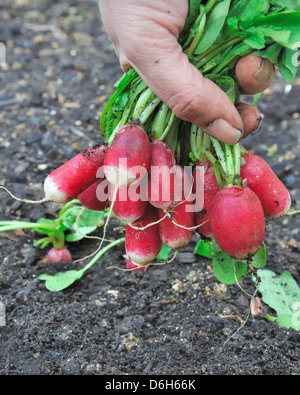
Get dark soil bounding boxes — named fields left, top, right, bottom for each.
left=0, top=0, right=299, bottom=376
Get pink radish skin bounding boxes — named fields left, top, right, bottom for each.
left=125, top=204, right=162, bottom=265
left=47, top=246, right=72, bottom=263
left=104, top=124, right=151, bottom=187
left=240, top=153, right=291, bottom=219
left=110, top=183, right=147, bottom=223
left=211, top=186, right=266, bottom=260
left=158, top=166, right=194, bottom=249
left=148, top=140, right=176, bottom=209
left=77, top=178, right=110, bottom=211
left=193, top=161, right=220, bottom=239
left=44, top=144, right=107, bottom=203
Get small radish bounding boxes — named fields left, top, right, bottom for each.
left=211, top=186, right=266, bottom=260
left=77, top=178, right=110, bottom=211
left=158, top=165, right=194, bottom=249
left=125, top=204, right=162, bottom=265
left=148, top=140, right=176, bottom=209
left=240, top=153, right=291, bottom=219
left=47, top=246, right=72, bottom=263
left=193, top=161, right=220, bottom=239
left=1, top=144, right=108, bottom=205
left=103, top=124, right=151, bottom=187
left=44, top=144, right=108, bottom=203
left=110, top=182, right=148, bottom=223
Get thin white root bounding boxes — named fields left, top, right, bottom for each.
left=223, top=263, right=261, bottom=346
left=128, top=210, right=169, bottom=230
left=0, top=186, right=49, bottom=204
left=286, top=209, right=300, bottom=216
left=73, top=185, right=118, bottom=263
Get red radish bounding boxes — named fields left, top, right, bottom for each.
left=103, top=124, right=151, bottom=187
left=77, top=178, right=110, bottom=211
left=211, top=186, right=266, bottom=260
left=110, top=182, right=147, bottom=223
left=240, top=153, right=291, bottom=219
left=44, top=144, right=107, bottom=203
left=148, top=140, right=176, bottom=209
left=193, top=161, right=220, bottom=238
left=125, top=257, right=148, bottom=272
left=47, top=246, right=72, bottom=263
left=125, top=204, right=162, bottom=265
left=158, top=165, right=194, bottom=249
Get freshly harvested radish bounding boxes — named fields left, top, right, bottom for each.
left=77, top=178, right=110, bottom=211
left=148, top=140, right=176, bottom=209
left=211, top=186, right=266, bottom=260
left=103, top=124, right=151, bottom=187
left=125, top=204, right=162, bottom=265
left=158, top=165, right=194, bottom=249
left=1, top=144, right=107, bottom=205
left=44, top=144, right=107, bottom=203
left=110, top=182, right=147, bottom=223
left=240, top=153, right=291, bottom=219
left=47, top=246, right=72, bottom=263
left=193, top=161, right=220, bottom=239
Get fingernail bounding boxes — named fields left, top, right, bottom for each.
left=255, top=58, right=274, bottom=82
left=205, top=119, right=243, bottom=145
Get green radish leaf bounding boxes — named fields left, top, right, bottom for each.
left=253, top=92, right=263, bottom=106
left=256, top=269, right=300, bottom=330
left=270, top=0, right=300, bottom=12
left=194, top=0, right=231, bottom=54
left=250, top=243, right=267, bottom=269
left=277, top=48, right=299, bottom=82
left=238, top=0, right=270, bottom=29
left=211, top=240, right=267, bottom=285
left=211, top=239, right=248, bottom=285
left=254, top=42, right=283, bottom=65
left=39, top=269, right=85, bottom=292
left=194, top=239, right=214, bottom=259
left=243, top=28, right=266, bottom=50
left=64, top=208, right=105, bottom=242
left=253, top=12, right=300, bottom=48
left=156, top=244, right=172, bottom=261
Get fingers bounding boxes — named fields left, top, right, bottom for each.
left=235, top=53, right=275, bottom=95
left=119, top=33, right=244, bottom=144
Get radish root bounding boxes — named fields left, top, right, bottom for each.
left=73, top=185, right=118, bottom=263
left=0, top=186, right=49, bottom=204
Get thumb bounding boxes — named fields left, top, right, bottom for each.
left=120, top=28, right=244, bottom=145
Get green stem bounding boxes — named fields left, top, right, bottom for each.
left=132, top=87, right=155, bottom=119
left=194, top=37, right=239, bottom=66
left=151, top=102, right=170, bottom=139
left=185, top=8, right=206, bottom=56
left=0, top=222, right=55, bottom=232
left=212, top=162, right=223, bottom=190
left=210, top=137, right=227, bottom=174
left=157, top=111, right=177, bottom=141
left=225, top=144, right=235, bottom=185
left=138, top=96, right=161, bottom=124
left=233, top=143, right=242, bottom=185
left=204, top=0, right=218, bottom=14
left=81, top=237, right=125, bottom=274
left=58, top=199, right=80, bottom=218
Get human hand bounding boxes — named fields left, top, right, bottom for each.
left=99, top=0, right=275, bottom=145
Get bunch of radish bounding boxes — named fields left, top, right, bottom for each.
left=0, top=122, right=292, bottom=269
